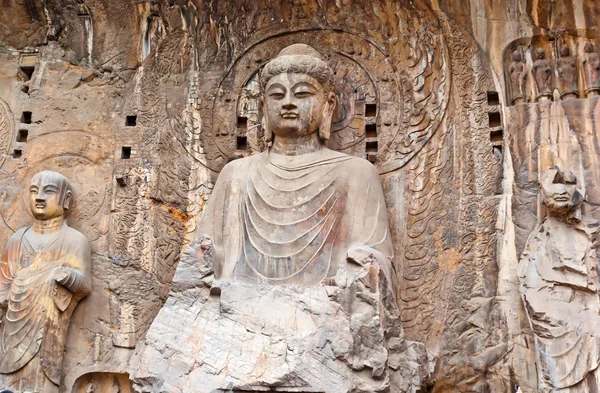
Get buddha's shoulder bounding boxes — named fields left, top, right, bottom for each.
left=339, top=155, right=379, bottom=176
left=63, top=225, right=91, bottom=246
left=220, top=154, right=261, bottom=175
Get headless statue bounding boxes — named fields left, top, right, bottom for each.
left=519, top=168, right=600, bottom=392
left=557, top=45, right=579, bottom=100
left=509, top=49, right=527, bottom=105
left=532, top=48, right=554, bottom=101
left=0, top=171, right=91, bottom=393
left=583, top=42, right=600, bottom=98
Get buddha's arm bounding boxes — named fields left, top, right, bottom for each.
left=0, top=244, right=13, bottom=321
left=53, top=240, right=92, bottom=298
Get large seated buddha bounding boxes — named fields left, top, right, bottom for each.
left=129, top=44, right=427, bottom=393
left=203, top=44, right=393, bottom=286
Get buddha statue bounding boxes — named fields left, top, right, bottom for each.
left=519, top=167, right=600, bottom=392
left=0, top=171, right=91, bottom=393
left=129, top=45, right=427, bottom=393
left=202, top=43, right=394, bottom=287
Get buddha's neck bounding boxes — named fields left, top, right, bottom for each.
left=271, top=132, right=323, bottom=155
left=32, top=216, right=65, bottom=234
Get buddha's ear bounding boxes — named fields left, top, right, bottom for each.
left=63, top=190, right=72, bottom=211
left=319, top=91, right=336, bottom=141
left=260, top=98, right=273, bottom=143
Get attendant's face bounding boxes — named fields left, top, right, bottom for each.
left=264, top=73, right=332, bottom=138
left=29, top=176, right=67, bottom=220
left=540, top=169, right=583, bottom=214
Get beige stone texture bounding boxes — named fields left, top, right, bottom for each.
left=0, top=0, right=599, bottom=392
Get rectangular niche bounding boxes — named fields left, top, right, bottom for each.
left=21, top=111, right=32, bottom=124
left=121, top=146, right=132, bottom=159
left=17, top=129, right=28, bottom=142
left=237, top=116, right=248, bottom=129
left=488, top=112, right=501, bottom=127
left=487, top=91, right=500, bottom=106
left=237, top=136, right=247, bottom=150
left=490, top=129, right=503, bottom=143
left=365, top=103, right=377, bottom=117
left=125, top=115, right=137, bottom=127
left=365, top=123, right=377, bottom=138
left=366, top=140, right=378, bottom=153
left=12, top=149, right=22, bottom=158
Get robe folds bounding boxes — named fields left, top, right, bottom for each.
left=0, top=222, right=91, bottom=390
left=200, top=147, right=394, bottom=285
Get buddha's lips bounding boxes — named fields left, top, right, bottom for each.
left=281, top=112, right=298, bottom=118
left=35, top=203, right=46, bottom=208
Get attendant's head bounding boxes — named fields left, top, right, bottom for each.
left=260, top=44, right=336, bottom=142
left=540, top=167, right=583, bottom=216
left=29, top=171, right=72, bottom=220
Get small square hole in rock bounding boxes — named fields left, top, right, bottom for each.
left=21, top=111, right=32, bottom=124
left=237, top=116, right=248, bottom=129
left=121, top=146, right=131, bottom=159
left=17, top=129, right=28, bottom=142
left=365, top=123, right=377, bottom=138
left=12, top=149, right=22, bottom=158
left=493, top=145, right=503, bottom=158
left=365, top=103, right=377, bottom=117
left=237, top=136, right=247, bottom=150
left=19, top=66, right=35, bottom=81
left=487, top=91, right=500, bottom=106
left=490, top=129, right=503, bottom=143
left=488, top=112, right=501, bottom=127
left=125, top=115, right=137, bottom=127
left=366, top=141, right=378, bottom=153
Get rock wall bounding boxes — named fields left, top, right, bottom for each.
left=0, top=0, right=599, bottom=392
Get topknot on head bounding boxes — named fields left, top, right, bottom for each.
left=260, top=44, right=334, bottom=92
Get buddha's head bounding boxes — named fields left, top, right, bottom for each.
left=29, top=171, right=72, bottom=220
left=260, top=44, right=336, bottom=142
left=540, top=167, right=583, bottom=216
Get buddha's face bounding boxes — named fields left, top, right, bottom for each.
left=29, top=175, right=70, bottom=220
left=540, top=169, right=583, bottom=214
left=264, top=73, right=333, bottom=139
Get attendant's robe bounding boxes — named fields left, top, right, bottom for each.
left=200, top=147, right=394, bottom=285
left=519, top=217, right=600, bottom=392
left=0, top=222, right=91, bottom=392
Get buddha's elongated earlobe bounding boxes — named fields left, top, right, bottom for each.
left=261, top=99, right=273, bottom=143
left=62, top=190, right=72, bottom=211
left=319, top=91, right=336, bottom=141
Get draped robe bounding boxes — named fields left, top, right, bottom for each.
left=0, top=222, right=91, bottom=392
left=200, top=147, right=394, bottom=285
left=519, top=217, right=600, bottom=391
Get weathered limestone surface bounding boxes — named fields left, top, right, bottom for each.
left=0, top=1, right=599, bottom=392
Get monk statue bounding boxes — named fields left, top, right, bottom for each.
left=582, top=42, right=600, bottom=98
left=129, top=44, right=428, bottom=393
left=519, top=167, right=600, bottom=392
left=509, top=49, right=527, bottom=105
left=0, top=171, right=91, bottom=393
left=557, top=45, right=579, bottom=100
left=532, top=47, right=554, bottom=102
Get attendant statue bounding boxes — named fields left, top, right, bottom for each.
left=129, top=45, right=428, bottom=393
left=0, top=171, right=91, bottom=393
left=532, top=48, right=554, bottom=101
left=519, top=168, right=600, bottom=392
left=509, top=49, right=527, bottom=105
left=583, top=42, right=600, bottom=98
left=557, top=45, right=579, bottom=100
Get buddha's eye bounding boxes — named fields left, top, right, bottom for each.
left=295, top=91, right=313, bottom=98
left=269, top=92, right=285, bottom=99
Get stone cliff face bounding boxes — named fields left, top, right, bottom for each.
left=0, top=1, right=599, bottom=392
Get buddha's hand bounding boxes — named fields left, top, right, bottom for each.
left=51, top=266, right=71, bottom=285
